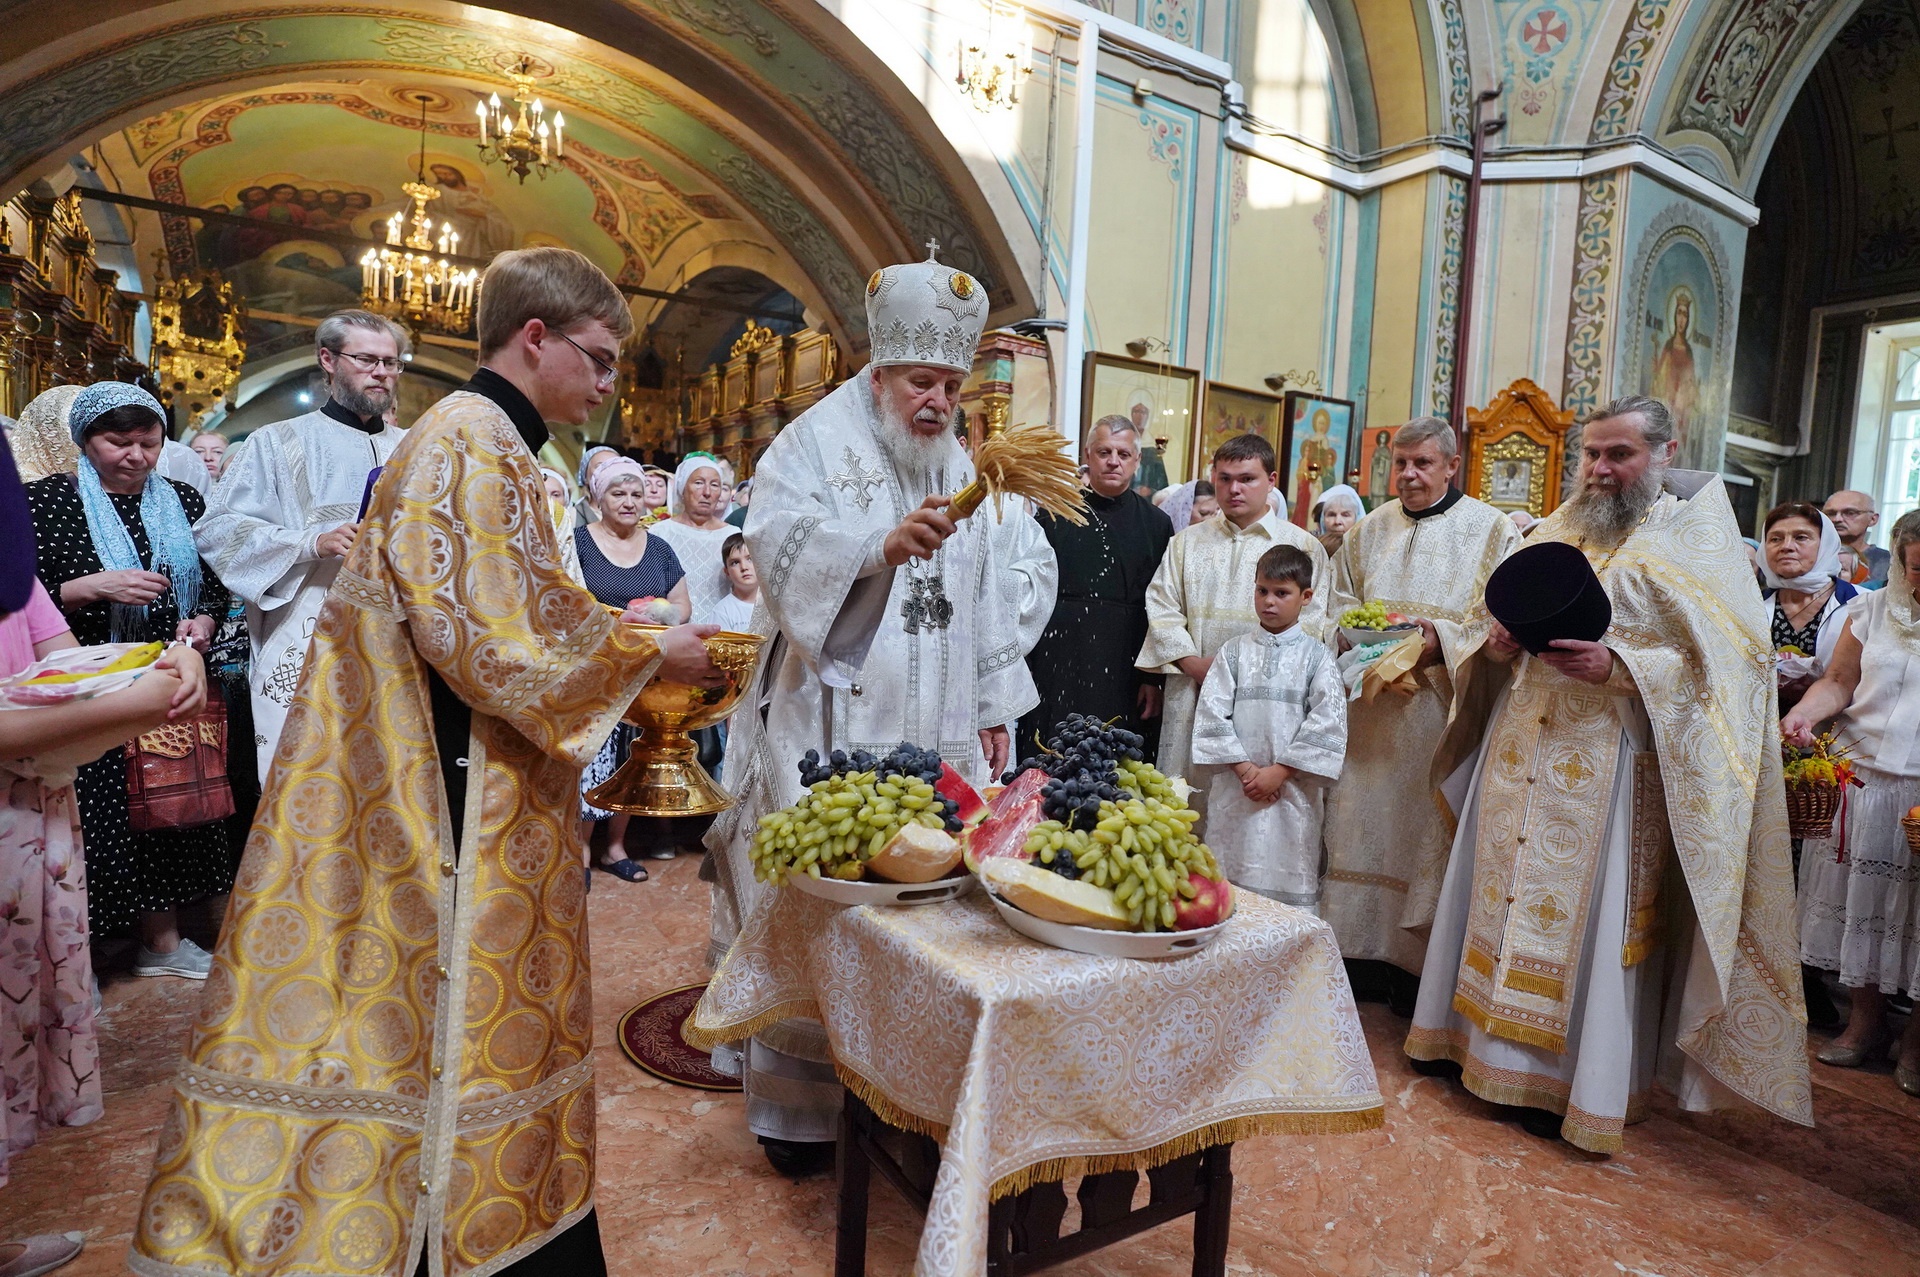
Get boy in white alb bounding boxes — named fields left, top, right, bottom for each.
left=707, top=532, right=759, bottom=633
left=1189, top=544, right=1347, bottom=913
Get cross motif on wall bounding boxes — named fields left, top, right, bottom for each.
left=1522, top=8, right=1567, bottom=54
left=1863, top=106, right=1919, bottom=161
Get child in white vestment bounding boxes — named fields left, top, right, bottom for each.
left=1190, top=544, right=1347, bottom=913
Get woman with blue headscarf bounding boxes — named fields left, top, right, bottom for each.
left=24, top=381, right=230, bottom=978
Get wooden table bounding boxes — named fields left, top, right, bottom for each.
left=835, top=1092, right=1234, bottom=1277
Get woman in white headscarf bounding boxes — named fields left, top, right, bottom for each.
left=10, top=386, right=82, bottom=484
left=648, top=451, right=735, bottom=622
left=1761, top=502, right=1856, bottom=703
left=539, top=466, right=585, bottom=585
left=572, top=444, right=619, bottom=527
left=1312, top=483, right=1365, bottom=556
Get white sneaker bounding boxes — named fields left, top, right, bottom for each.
left=133, top=938, right=213, bottom=980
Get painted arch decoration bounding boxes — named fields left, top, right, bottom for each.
left=0, top=0, right=1032, bottom=345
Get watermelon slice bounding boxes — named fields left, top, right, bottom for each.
left=962, top=768, right=1049, bottom=871
left=934, top=761, right=988, bottom=825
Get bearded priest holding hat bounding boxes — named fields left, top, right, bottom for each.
left=704, top=245, right=1056, bottom=1176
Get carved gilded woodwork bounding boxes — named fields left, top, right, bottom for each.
left=150, top=260, right=246, bottom=427
left=1464, top=378, right=1573, bottom=518
left=0, top=192, right=144, bottom=416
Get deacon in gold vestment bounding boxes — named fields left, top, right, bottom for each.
left=131, top=249, right=722, bottom=1277
left=1323, top=418, right=1518, bottom=978
left=1406, top=397, right=1811, bottom=1154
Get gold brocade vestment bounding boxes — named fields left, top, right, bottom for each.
left=1409, top=476, right=1812, bottom=1135
left=131, top=392, right=664, bottom=1277
left=1322, top=494, right=1518, bottom=970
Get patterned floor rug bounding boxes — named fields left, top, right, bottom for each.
left=617, top=982, right=743, bottom=1091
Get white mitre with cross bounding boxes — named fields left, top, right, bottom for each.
left=865, top=239, right=988, bottom=373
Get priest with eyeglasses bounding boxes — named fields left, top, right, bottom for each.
left=194, top=309, right=412, bottom=776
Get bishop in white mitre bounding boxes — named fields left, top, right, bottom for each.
left=1136, top=434, right=1327, bottom=823
left=1321, top=417, right=1518, bottom=983
left=706, top=246, right=1055, bottom=1174
left=194, top=310, right=409, bottom=775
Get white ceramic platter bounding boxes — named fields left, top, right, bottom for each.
left=788, top=870, right=977, bottom=906
left=1338, top=623, right=1419, bottom=650
left=984, top=889, right=1232, bottom=960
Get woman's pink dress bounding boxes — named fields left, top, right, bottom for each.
left=0, top=578, right=101, bottom=1188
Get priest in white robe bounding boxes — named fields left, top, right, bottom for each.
left=707, top=247, right=1053, bottom=1175
left=1137, top=433, right=1328, bottom=826
left=193, top=310, right=409, bottom=776
left=1322, top=416, right=1519, bottom=990
left=1406, top=396, right=1812, bottom=1154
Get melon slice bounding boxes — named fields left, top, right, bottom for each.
left=934, top=761, right=988, bottom=825
left=981, top=858, right=1131, bottom=931
left=866, top=823, right=963, bottom=884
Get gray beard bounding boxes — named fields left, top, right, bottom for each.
left=873, top=402, right=951, bottom=481
left=1561, top=462, right=1665, bottom=542
left=333, top=382, right=391, bottom=422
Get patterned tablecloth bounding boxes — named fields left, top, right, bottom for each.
left=688, top=888, right=1384, bottom=1276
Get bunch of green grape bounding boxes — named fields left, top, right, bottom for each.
left=750, top=771, right=947, bottom=884
left=1022, top=765, right=1221, bottom=931
left=1339, top=599, right=1390, bottom=629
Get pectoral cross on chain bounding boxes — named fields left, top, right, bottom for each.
left=901, top=573, right=953, bottom=634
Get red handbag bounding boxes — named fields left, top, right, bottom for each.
left=125, top=684, right=235, bottom=831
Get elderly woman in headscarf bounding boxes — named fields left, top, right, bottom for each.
left=649, top=451, right=736, bottom=622
left=10, top=386, right=83, bottom=484
left=1312, top=483, right=1365, bottom=556
left=573, top=444, right=620, bottom=526
left=1760, top=502, right=1857, bottom=708
left=24, top=382, right=231, bottom=979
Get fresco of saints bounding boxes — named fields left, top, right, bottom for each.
left=1293, top=407, right=1337, bottom=525
left=429, top=161, right=519, bottom=257
left=1650, top=287, right=1700, bottom=454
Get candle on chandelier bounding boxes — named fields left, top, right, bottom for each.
left=386, top=212, right=403, bottom=246
left=537, top=119, right=549, bottom=163
left=475, top=99, right=489, bottom=145
left=553, top=111, right=565, bottom=159
left=438, top=223, right=451, bottom=255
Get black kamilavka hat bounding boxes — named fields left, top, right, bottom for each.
left=1484, top=540, right=1612, bottom=656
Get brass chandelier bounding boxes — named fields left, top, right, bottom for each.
left=360, top=95, right=480, bottom=336
left=475, top=56, right=565, bottom=182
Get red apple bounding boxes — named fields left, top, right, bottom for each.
left=1173, top=872, right=1234, bottom=930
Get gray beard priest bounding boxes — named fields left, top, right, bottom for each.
left=703, top=247, right=1054, bottom=1175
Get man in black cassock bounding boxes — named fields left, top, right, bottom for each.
left=1018, top=414, right=1174, bottom=754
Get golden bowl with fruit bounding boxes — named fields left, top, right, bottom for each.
left=583, top=625, right=765, bottom=818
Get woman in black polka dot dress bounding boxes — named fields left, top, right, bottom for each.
left=25, top=384, right=232, bottom=976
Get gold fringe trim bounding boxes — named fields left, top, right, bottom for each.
left=1463, top=945, right=1495, bottom=979
left=838, top=1063, right=1384, bottom=1203
left=680, top=998, right=821, bottom=1053
left=835, top=1065, right=951, bottom=1144
left=1620, top=937, right=1654, bottom=969
left=1501, top=968, right=1565, bottom=1000
left=984, top=1109, right=1385, bottom=1202
left=1451, top=993, right=1567, bottom=1054
left=1405, top=1030, right=1633, bottom=1154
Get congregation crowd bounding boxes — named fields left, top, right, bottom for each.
left=0, top=252, right=1914, bottom=1272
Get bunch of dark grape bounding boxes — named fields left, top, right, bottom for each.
left=796, top=744, right=962, bottom=834
left=1003, top=715, right=1150, bottom=854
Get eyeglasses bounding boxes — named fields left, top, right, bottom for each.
left=1823, top=507, right=1872, bottom=520
left=556, top=330, right=619, bottom=388
left=330, top=350, right=405, bottom=373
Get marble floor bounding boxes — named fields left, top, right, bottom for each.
left=5, top=854, right=1919, bottom=1277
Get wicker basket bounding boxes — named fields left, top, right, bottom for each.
left=1785, top=783, right=1843, bottom=840
left=1904, top=815, right=1920, bottom=857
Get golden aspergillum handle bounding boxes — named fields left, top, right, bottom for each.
left=583, top=625, right=765, bottom=818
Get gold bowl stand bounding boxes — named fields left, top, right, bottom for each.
left=583, top=626, right=765, bottom=818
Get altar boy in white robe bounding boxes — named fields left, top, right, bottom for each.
left=707, top=247, right=1053, bottom=1176
left=1190, top=544, right=1346, bottom=912
left=194, top=310, right=408, bottom=776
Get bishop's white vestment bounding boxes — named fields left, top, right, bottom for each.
left=1321, top=492, right=1518, bottom=971
left=193, top=408, right=406, bottom=776
left=705, top=373, right=1053, bottom=1141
